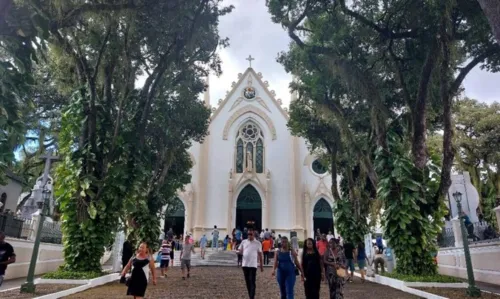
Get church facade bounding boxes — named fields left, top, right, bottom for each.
left=163, top=65, right=335, bottom=240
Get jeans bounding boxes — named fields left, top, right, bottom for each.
left=277, top=265, right=296, bottom=299
left=212, top=237, right=219, bottom=250
left=263, top=251, right=270, bottom=265
left=242, top=267, right=257, bottom=299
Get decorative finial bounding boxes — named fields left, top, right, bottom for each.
left=264, top=81, right=269, bottom=87
left=271, top=90, right=276, bottom=96
left=231, top=81, right=236, bottom=87
left=218, top=99, right=223, bottom=104
left=277, top=99, right=283, bottom=105
left=238, top=73, right=243, bottom=79
left=246, top=55, right=255, bottom=68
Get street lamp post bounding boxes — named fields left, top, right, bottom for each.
left=20, top=151, right=59, bottom=293
left=20, top=187, right=52, bottom=293
left=453, top=191, right=481, bottom=297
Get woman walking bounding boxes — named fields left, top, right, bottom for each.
left=272, top=236, right=304, bottom=299
left=301, top=238, right=324, bottom=299
left=323, top=239, right=346, bottom=299
left=357, top=242, right=368, bottom=282
left=121, top=242, right=157, bottom=299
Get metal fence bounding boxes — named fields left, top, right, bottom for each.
left=468, top=221, right=498, bottom=244
left=0, top=212, right=29, bottom=239
left=0, top=212, right=62, bottom=244
left=40, top=221, right=63, bottom=244
left=437, top=227, right=455, bottom=248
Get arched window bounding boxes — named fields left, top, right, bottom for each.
left=235, top=121, right=264, bottom=173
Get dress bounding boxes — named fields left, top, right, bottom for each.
left=127, top=257, right=151, bottom=297
left=325, top=248, right=346, bottom=299
left=303, top=251, right=322, bottom=299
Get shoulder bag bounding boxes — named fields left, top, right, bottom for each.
left=329, top=249, right=346, bottom=278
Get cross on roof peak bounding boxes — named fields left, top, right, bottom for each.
left=246, top=55, right=255, bottom=68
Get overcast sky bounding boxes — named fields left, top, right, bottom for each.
left=208, top=0, right=500, bottom=107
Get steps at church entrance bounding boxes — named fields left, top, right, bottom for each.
left=171, top=249, right=278, bottom=267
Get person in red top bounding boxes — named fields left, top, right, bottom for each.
left=262, top=238, right=272, bottom=265
left=316, top=234, right=328, bottom=257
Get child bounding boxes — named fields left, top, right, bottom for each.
left=227, top=238, right=232, bottom=251
left=180, top=235, right=196, bottom=280
left=158, top=240, right=171, bottom=278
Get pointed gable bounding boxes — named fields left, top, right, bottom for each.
left=211, top=68, right=289, bottom=121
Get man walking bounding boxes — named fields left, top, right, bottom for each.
left=343, top=240, right=356, bottom=282
left=180, top=235, right=196, bottom=280
left=0, top=232, right=16, bottom=287
left=199, top=234, right=208, bottom=259
left=238, top=227, right=263, bottom=299
left=212, top=225, right=219, bottom=251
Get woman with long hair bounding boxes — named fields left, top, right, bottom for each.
left=301, top=238, right=324, bottom=299
left=272, top=236, right=304, bottom=299
left=324, top=238, right=347, bottom=299
left=121, top=242, right=157, bottom=299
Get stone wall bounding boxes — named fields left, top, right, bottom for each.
left=4, top=238, right=64, bottom=280
left=437, top=240, right=500, bottom=286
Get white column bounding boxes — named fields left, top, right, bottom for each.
left=186, top=192, right=194, bottom=234
left=494, top=205, right=500, bottom=232
left=264, top=174, right=271, bottom=230
left=304, top=192, right=311, bottom=238
left=227, top=178, right=233, bottom=234
left=451, top=218, right=463, bottom=247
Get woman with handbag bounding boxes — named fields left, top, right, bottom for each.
left=323, top=238, right=347, bottom=299
left=120, top=242, right=157, bottom=299
left=272, top=236, right=304, bottom=299
left=301, top=238, right=324, bottom=299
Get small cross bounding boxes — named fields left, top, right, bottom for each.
left=246, top=55, right=255, bottom=68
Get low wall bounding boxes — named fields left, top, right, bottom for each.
left=437, top=240, right=500, bottom=286
left=4, top=238, right=64, bottom=280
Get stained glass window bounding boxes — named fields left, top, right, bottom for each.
left=256, top=139, right=264, bottom=173
left=235, top=121, right=264, bottom=173
left=236, top=139, right=244, bottom=173
left=313, top=198, right=333, bottom=218
left=312, top=159, right=327, bottom=175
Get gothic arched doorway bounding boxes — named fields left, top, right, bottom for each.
left=313, top=198, right=334, bottom=236
left=235, top=185, right=262, bottom=231
left=164, top=197, right=185, bottom=237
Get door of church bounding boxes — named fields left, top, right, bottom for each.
left=235, top=185, right=262, bottom=231
left=313, top=198, right=334, bottom=235
left=164, top=198, right=185, bottom=237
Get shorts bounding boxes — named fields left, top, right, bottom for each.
left=200, top=245, right=206, bottom=250
left=357, top=259, right=366, bottom=269
left=160, top=259, right=170, bottom=268
left=347, top=259, right=355, bottom=272
left=181, top=259, right=191, bottom=270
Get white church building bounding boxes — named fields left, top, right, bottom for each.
left=162, top=62, right=335, bottom=240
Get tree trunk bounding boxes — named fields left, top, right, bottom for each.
left=478, top=0, right=500, bottom=44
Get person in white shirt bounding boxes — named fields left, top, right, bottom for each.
left=238, top=227, right=264, bottom=299
left=326, top=231, right=334, bottom=242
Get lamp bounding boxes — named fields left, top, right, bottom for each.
left=454, top=190, right=481, bottom=297
left=453, top=191, right=462, bottom=204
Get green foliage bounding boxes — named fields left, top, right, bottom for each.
left=454, top=98, right=500, bottom=230
left=375, top=129, right=445, bottom=275
left=381, top=271, right=462, bottom=283
left=42, top=270, right=104, bottom=280
left=335, top=198, right=368, bottom=244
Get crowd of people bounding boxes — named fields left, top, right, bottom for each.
left=119, top=226, right=389, bottom=299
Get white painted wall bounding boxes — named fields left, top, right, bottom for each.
left=0, top=178, right=23, bottom=212
left=185, top=68, right=335, bottom=237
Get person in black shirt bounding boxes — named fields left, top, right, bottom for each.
left=343, top=241, right=355, bottom=282
left=122, top=238, right=134, bottom=271
left=0, top=231, right=16, bottom=287
left=301, top=238, right=324, bottom=299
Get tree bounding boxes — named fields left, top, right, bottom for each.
left=268, top=0, right=500, bottom=275
left=478, top=0, right=500, bottom=44
left=455, top=98, right=500, bottom=229
left=4, top=0, right=232, bottom=272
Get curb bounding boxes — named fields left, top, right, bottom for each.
left=33, top=273, right=120, bottom=299
left=353, top=272, right=449, bottom=299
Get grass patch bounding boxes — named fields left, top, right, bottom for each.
left=42, top=270, right=105, bottom=280
left=381, top=271, right=463, bottom=283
